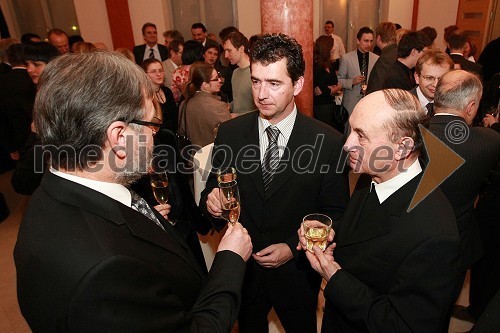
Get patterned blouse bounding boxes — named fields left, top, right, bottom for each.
left=171, top=65, right=191, bottom=103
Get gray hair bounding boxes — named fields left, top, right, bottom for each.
left=434, top=70, right=482, bottom=112
left=382, top=89, right=427, bottom=155
left=35, top=51, right=154, bottom=170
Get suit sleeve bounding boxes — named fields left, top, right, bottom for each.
left=68, top=251, right=246, bottom=333
left=337, top=55, right=354, bottom=90
left=324, top=236, right=459, bottom=332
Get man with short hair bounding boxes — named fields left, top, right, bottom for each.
left=430, top=70, right=500, bottom=314
left=191, top=22, right=212, bottom=47
left=448, top=29, right=483, bottom=78
left=162, top=39, right=184, bottom=89
left=337, top=27, right=379, bottom=115
left=324, top=20, right=346, bottom=71
left=223, top=31, right=257, bottom=114
left=162, top=29, right=184, bottom=47
left=382, top=31, right=429, bottom=90
left=201, top=33, right=349, bottom=333
left=47, top=28, right=70, bottom=54
left=133, top=22, right=168, bottom=65
left=366, top=22, right=397, bottom=94
left=300, top=89, right=460, bottom=332
left=14, top=51, right=253, bottom=332
left=410, top=49, right=454, bottom=115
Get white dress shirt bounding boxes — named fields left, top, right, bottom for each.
left=258, top=105, right=297, bottom=163
left=372, top=159, right=422, bottom=204
left=143, top=44, right=162, bottom=62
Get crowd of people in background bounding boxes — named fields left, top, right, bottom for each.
left=0, top=17, right=499, bottom=333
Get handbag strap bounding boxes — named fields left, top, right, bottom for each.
left=178, top=100, right=189, bottom=138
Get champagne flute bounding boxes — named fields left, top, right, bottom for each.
left=360, top=71, right=367, bottom=96
left=217, top=167, right=237, bottom=185
left=302, top=213, right=332, bottom=253
left=150, top=171, right=169, bottom=205
left=219, top=181, right=240, bottom=225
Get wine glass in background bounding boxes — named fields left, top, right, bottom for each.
left=150, top=171, right=169, bottom=205
left=302, top=213, right=332, bottom=253
left=219, top=181, right=240, bottom=225
left=217, top=167, right=237, bottom=185
left=360, top=71, right=367, bottom=96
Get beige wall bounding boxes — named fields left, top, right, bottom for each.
left=74, top=0, right=113, bottom=49
left=417, top=0, right=459, bottom=51
left=235, top=0, right=261, bottom=38
left=128, top=0, right=171, bottom=46
left=386, top=0, right=414, bottom=29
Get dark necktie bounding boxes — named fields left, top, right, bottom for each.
left=130, top=190, right=165, bottom=231
left=426, top=102, right=434, bottom=116
left=262, top=126, right=280, bottom=193
left=361, top=52, right=368, bottom=76
left=149, top=48, right=155, bottom=59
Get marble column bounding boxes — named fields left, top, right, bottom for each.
left=260, top=0, right=313, bottom=117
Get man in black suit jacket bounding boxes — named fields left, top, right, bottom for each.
left=448, top=30, right=483, bottom=79
left=201, top=34, right=349, bottom=333
left=429, top=70, right=500, bottom=314
left=299, top=89, right=461, bottom=332
left=14, top=51, right=252, bottom=332
left=133, top=22, right=168, bottom=65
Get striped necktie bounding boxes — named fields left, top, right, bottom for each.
left=262, top=126, right=280, bottom=193
left=426, top=102, right=434, bottom=116
left=148, top=48, right=155, bottom=59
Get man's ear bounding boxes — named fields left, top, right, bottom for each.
left=414, top=71, right=420, bottom=85
left=107, top=121, right=128, bottom=159
left=465, top=99, right=478, bottom=119
left=293, top=76, right=304, bottom=96
left=396, top=137, right=415, bottom=160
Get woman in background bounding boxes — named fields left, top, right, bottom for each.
left=171, top=40, right=204, bottom=104
left=179, top=63, right=231, bottom=148
left=313, top=35, right=342, bottom=132
left=141, top=58, right=178, bottom=133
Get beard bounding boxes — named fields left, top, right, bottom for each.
left=114, top=136, right=154, bottom=186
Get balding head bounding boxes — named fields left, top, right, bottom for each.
left=434, top=70, right=482, bottom=124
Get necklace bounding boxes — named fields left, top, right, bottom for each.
left=155, top=88, right=166, bottom=104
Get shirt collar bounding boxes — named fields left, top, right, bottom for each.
left=50, top=168, right=132, bottom=207
left=258, top=104, right=297, bottom=141
left=168, top=58, right=178, bottom=69
left=416, top=86, right=432, bottom=106
left=372, top=159, right=422, bottom=204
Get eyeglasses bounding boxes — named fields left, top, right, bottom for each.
left=147, top=69, right=164, bottom=74
left=420, top=74, right=441, bottom=83
left=210, top=73, right=222, bottom=82
left=129, top=117, right=162, bottom=135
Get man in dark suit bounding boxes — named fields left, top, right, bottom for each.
left=299, top=89, right=461, bottom=332
left=366, top=22, right=397, bottom=94
left=14, top=51, right=252, bottom=332
left=429, top=70, right=500, bottom=318
left=448, top=30, right=483, bottom=79
left=200, top=34, right=349, bottom=333
left=409, top=49, right=454, bottom=116
left=133, top=22, right=168, bottom=65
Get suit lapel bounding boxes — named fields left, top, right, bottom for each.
left=42, top=173, right=204, bottom=277
left=243, top=113, right=266, bottom=200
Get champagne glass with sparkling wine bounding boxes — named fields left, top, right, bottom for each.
left=219, top=181, right=240, bottom=225
left=150, top=171, right=169, bottom=205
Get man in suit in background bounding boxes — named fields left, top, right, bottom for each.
left=366, top=22, right=397, bottom=94
left=201, top=33, right=349, bottom=333
left=162, top=39, right=184, bottom=89
left=14, top=51, right=252, bottom=332
left=429, top=70, right=500, bottom=317
left=133, top=22, right=168, bottom=65
left=448, top=30, right=483, bottom=79
left=324, top=20, right=346, bottom=72
left=47, top=28, right=70, bottom=54
left=300, top=89, right=460, bottom=332
left=382, top=31, right=429, bottom=90
left=410, top=49, right=454, bottom=116
left=337, top=26, right=379, bottom=115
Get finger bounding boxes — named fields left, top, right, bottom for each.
left=327, top=228, right=335, bottom=242
left=313, top=246, right=331, bottom=269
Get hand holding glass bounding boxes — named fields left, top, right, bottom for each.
left=150, top=171, right=169, bottom=204
left=219, top=181, right=240, bottom=225
left=302, top=213, right=332, bottom=253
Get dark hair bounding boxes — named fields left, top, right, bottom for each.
left=444, top=25, right=459, bottom=42
left=314, top=35, right=334, bottom=70
left=219, top=26, right=238, bottom=40
left=181, top=40, right=204, bottom=65
left=420, top=26, right=437, bottom=44
left=35, top=51, right=154, bottom=171
left=395, top=23, right=402, bottom=30
left=21, top=33, right=41, bottom=44
left=223, top=31, right=249, bottom=54
left=447, top=29, right=468, bottom=50
left=140, top=58, right=162, bottom=72
left=250, top=33, right=305, bottom=83
left=185, top=63, right=214, bottom=101
left=356, top=27, right=374, bottom=40
left=68, top=35, right=84, bottom=49
left=204, top=42, right=219, bottom=53
left=141, top=22, right=157, bottom=35
left=376, top=22, right=396, bottom=43
left=24, top=42, right=59, bottom=64
left=397, top=31, right=429, bottom=58
left=6, top=43, right=26, bottom=66
left=168, top=39, right=184, bottom=54
left=191, top=23, right=207, bottom=33
left=325, top=20, right=334, bottom=27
